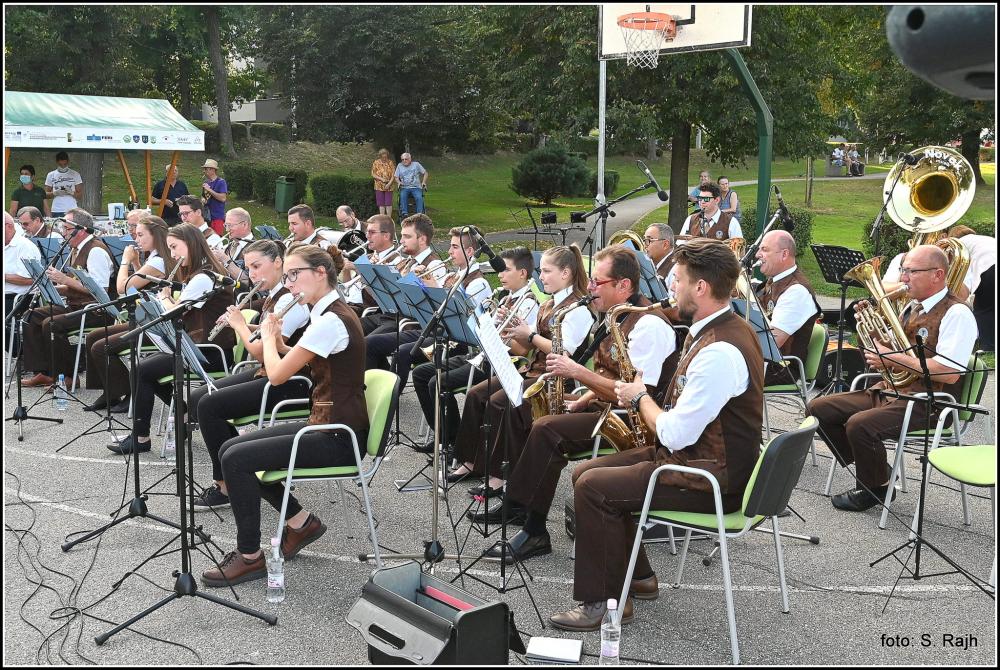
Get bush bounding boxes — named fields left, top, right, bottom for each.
left=741, top=202, right=814, bottom=256
left=249, top=122, right=291, bottom=143
left=310, top=174, right=377, bottom=219
left=582, top=169, right=620, bottom=198
left=510, top=145, right=589, bottom=205
left=223, top=161, right=254, bottom=199
left=250, top=165, right=309, bottom=207
left=497, top=132, right=537, bottom=153
left=863, top=217, right=995, bottom=261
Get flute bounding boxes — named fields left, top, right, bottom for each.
left=248, top=292, right=305, bottom=343
left=208, top=279, right=265, bottom=341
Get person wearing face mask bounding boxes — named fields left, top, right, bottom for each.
left=44, top=152, right=84, bottom=217
left=10, top=165, right=50, bottom=217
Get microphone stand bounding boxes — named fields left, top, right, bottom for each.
left=578, top=179, right=661, bottom=272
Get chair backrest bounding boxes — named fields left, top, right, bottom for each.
left=742, top=417, right=818, bottom=518
left=803, top=322, right=829, bottom=382
left=364, top=369, right=401, bottom=459
left=232, top=309, right=258, bottom=364
left=958, top=353, right=990, bottom=422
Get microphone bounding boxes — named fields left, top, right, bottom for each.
left=899, top=152, right=918, bottom=166
left=772, top=185, right=794, bottom=231
left=134, top=272, right=183, bottom=291
left=204, top=270, right=236, bottom=286
left=636, top=160, right=669, bottom=201
left=469, top=228, right=507, bottom=273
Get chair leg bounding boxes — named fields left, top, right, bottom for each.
left=824, top=454, right=837, bottom=496
left=71, top=336, right=84, bottom=393
left=160, top=396, right=175, bottom=459
left=668, top=526, right=677, bottom=556
left=617, top=519, right=648, bottom=628
left=275, top=480, right=293, bottom=558
left=762, top=397, right=772, bottom=444
left=990, top=487, right=996, bottom=590
left=357, top=474, right=382, bottom=570
left=570, top=538, right=576, bottom=560
left=715, top=531, right=740, bottom=665
left=338, top=480, right=362, bottom=537
left=960, top=483, right=971, bottom=526
left=879, top=443, right=908, bottom=530
left=898, top=450, right=908, bottom=493
left=800, top=393, right=817, bottom=466
left=675, top=529, right=692, bottom=586
left=770, top=516, right=791, bottom=613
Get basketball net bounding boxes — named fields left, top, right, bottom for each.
left=617, top=8, right=677, bottom=69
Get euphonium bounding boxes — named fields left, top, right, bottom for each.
left=208, top=279, right=264, bottom=341
left=844, top=256, right=919, bottom=387
left=524, top=295, right=595, bottom=420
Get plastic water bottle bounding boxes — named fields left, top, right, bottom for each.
left=599, top=598, right=621, bottom=665
left=54, top=375, right=68, bottom=411
left=163, top=417, right=176, bottom=461
left=267, top=537, right=285, bottom=603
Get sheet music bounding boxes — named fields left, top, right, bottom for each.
left=472, top=311, right=523, bottom=407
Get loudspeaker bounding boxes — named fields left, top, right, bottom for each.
left=347, top=561, right=524, bottom=665
left=814, top=342, right=866, bottom=388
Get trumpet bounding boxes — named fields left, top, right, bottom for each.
left=208, top=279, right=265, bottom=341
left=468, top=291, right=538, bottom=369
left=415, top=258, right=451, bottom=280
left=248, top=292, right=305, bottom=343
left=211, top=233, right=231, bottom=251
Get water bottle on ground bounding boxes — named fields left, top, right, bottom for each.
left=599, top=598, right=621, bottom=665
left=163, top=416, right=176, bottom=461
left=267, top=537, right=285, bottom=603
left=55, top=375, right=68, bottom=411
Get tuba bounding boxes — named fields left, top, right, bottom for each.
left=607, top=229, right=646, bottom=252
left=524, top=295, right=595, bottom=420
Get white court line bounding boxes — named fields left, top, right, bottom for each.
left=5, top=444, right=212, bottom=468
left=4, top=489, right=989, bottom=596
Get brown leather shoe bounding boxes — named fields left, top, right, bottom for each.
left=22, top=373, right=54, bottom=388
left=549, top=597, right=634, bottom=632
left=201, top=550, right=266, bottom=587
left=630, top=574, right=659, bottom=600
left=280, top=513, right=327, bottom=560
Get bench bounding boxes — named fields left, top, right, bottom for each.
left=824, top=157, right=846, bottom=177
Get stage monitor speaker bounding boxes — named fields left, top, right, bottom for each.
left=347, top=561, right=524, bottom=665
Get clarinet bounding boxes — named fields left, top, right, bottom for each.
left=247, top=292, right=305, bottom=343
left=207, top=279, right=265, bottom=341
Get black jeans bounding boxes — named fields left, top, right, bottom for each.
left=412, top=357, right=486, bottom=446
left=219, top=422, right=362, bottom=554
left=191, top=370, right=310, bottom=481
left=973, top=264, right=994, bottom=351
left=132, top=349, right=230, bottom=438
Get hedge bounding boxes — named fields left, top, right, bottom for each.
left=249, top=122, right=291, bottom=142
left=310, top=174, right=378, bottom=219
left=741, top=202, right=814, bottom=256
left=863, top=216, right=995, bottom=261
left=222, top=161, right=254, bottom=199
left=583, top=169, right=620, bottom=199
left=250, top=165, right=309, bottom=207
left=189, top=120, right=249, bottom=153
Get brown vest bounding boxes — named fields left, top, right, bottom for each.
left=65, top=237, right=116, bottom=308
left=460, top=268, right=484, bottom=290
left=655, top=253, right=675, bottom=280
left=757, top=268, right=821, bottom=383
left=655, top=311, right=764, bottom=496
left=200, top=225, right=216, bottom=242
left=897, top=292, right=969, bottom=396
left=528, top=289, right=589, bottom=377
left=690, top=211, right=735, bottom=241
left=182, top=269, right=236, bottom=350
left=307, top=298, right=370, bottom=436
left=593, top=296, right=679, bottom=405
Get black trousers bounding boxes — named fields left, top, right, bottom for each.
left=219, top=422, right=361, bottom=554
left=973, top=264, right=994, bottom=351
left=132, top=349, right=230, bottom=438
left=412, top=357, right=486, bottom=446
left=85, top=322, right=132, bottom=397
left=361, top=312, right=394, bottom=336
left=191, top=370, right=310, bottom=481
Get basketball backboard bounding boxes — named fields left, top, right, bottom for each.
left=599, top=4, right=752, bottom=61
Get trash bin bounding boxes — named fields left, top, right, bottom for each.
left=275, top=176, right=296, bottom=213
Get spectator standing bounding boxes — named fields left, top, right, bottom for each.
left=10, top=165, right=50, bottom=217
left=391, top=153, right=428, bottom=216
left=151, top=164, right=190, bottom=225
left=200, top=159, right=229, bottom=235
left=44, top=151, right=83, bottom=216
left=718, top=176, right=742, bottom=221
left=371, top=148, right=396, bottom=218
left=687, top=170, right=711, bottom=212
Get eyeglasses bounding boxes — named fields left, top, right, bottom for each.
left=587, top=277, right=617, bottom=289
left=899, top=267, right=939, bottom=276
left=178, top=210, right=193, bottom=218
left=697, top=196, right=714, bottom=202
left=643, top=236, right=662, bottom=244
left=282, top=267, right=319, bottom=283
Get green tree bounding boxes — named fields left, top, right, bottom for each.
left=511, top=145, right=589, bottom=205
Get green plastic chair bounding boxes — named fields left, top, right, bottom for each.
left=257, top=369, right=401, bottom=569
left=617, top=417, right=819, bottom=665
left=762, top=322, right=827, bottom=465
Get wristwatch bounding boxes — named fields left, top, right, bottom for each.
left=630, top=391, right=648, bottom=413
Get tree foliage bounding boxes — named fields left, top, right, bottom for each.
left=511, top=145, right=589, bottom=206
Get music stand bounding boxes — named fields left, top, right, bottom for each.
left=811, top=244, right=866, bottom=394
left=32, top=237, right=70, bottom=268
left=101, top=235, right=132, bottom=267
left=253, top=225, right=283, bottom=241
left=623, top=242, right=669, bottom=303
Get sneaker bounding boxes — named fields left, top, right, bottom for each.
left=193, top=484, right=231, bottom=511
left=107, top=435, right=152, bottom=454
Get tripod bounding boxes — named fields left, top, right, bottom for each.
left=95, top=295, right=275, bottom=645
left=6, top=295, right=63, bottom=440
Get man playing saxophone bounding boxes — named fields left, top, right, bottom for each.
left=481, top=245, right=677, bottom=560
left=808, top=244, right=978, bottom=512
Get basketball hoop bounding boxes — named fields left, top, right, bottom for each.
left=617, top=6, right=678, bottom=69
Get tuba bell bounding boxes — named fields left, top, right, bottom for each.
left=607, top=229, right=646, bottom=253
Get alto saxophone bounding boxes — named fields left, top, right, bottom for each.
left=524, top=295, right=595, bottom=420
left=599, top=303, right=659, bottom=451
left=208, top=279, right=265, bottom=341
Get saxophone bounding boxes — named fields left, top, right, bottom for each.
left=524, top=295, right=594, bottom=420
left=597, top=302, right=659, bottom=450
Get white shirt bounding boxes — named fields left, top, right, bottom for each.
left=461, top=272, right=492, bottom=310
left=45, top=167, right=83, bottom=213
left=679, top=209, right=743, bottom=240
left=414, top=247, right=449, bottom=283
left=907, top=287, right=978, bottom=372
left=4, top=232, right=41, bottom=295
left=766, top=266, right=816, bottom=336
left=507, top=284, right=541, bottom=331
left=144, top=251, right=167, bottom=275
left=198, top=223, right=223, bottom=249
left=229, top=235, right=254, bottom=260
left=269, top=286, right=311, bottom=338
left=298, top=290, right=350, bottom=357
left=627, top=312, right=676, bottom=388
left=655, top=306, right=750, bottom=452
left=74, top=235, right=114, bottom=291
left=656, top=253, right=677, bottom=298
left=178, top=272, right=216, bottom=308
left=883, top=252, right=905, bottom=284
left=884, top=250, right=974, bottom=292
left=957, top=234, right=996, bottom=294
left=542, top=286, right=594, bottom=356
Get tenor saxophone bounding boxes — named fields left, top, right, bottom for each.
left=523, top=295, right=595, bottom=420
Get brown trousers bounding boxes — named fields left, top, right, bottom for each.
left=84, top=322, right=133, bottom=398
left=571, top=446, right=741, bottom=603
left=808, top=389, right=934, bottom=490
left=21, top=304, right=115, bottom=378
left=454, top=376, right=536, bottom=479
